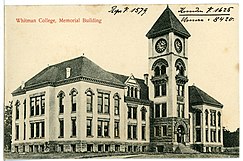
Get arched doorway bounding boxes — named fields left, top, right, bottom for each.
left=177, top=125, right=185, bottom=143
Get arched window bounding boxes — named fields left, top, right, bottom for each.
left=175, top=58, right=186, bottom=76
left=57, top=91, right=65, bottom=114
left=154, top=66, right=160, bottom=76
left=205, top=110, right=209, bottom=125
left=85, top=88, right=94, bottom=113
left=114, top=93, right=120, bottom=115
left=218, top=112, right=221, bottom=126
left=141, top=106, right=147, bottom=121
left=70, top=88, right=78, bottom=112
left=161, top=65, right=166, bottom=75
left=15, top=100, right=20, bottom=120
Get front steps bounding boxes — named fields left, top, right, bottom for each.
left=174, top=143, right=200, bottom=154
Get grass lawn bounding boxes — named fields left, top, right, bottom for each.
left=4, top=152, right=239, bottom=159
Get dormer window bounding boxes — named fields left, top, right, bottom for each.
left=126, top=86, right=139, bottom=98
left=66, top=67, right=71, bottom=78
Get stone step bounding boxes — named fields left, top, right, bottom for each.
left=174, top=143, right=200, bottom=154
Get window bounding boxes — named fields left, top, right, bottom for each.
left=162, top=83, right=166, bottom=96
left=131, top=87, right=134, bottom=97
left=36, top=97, right=40, bottom=115
left=71, top=144, right=76, bottom=152
left=155, top=126, right=160, bottom=137
left=161, top=65, right=166, bottom=74
left=24, top=123, right=26, bottom=140
left=154, top=84, right=160, bottom=97
left=86, top=92, right=93, bottom=112
left=210, top=111, right=216, bottom=126
left=128, top=125, right=132, bottom=139
left=218, top=130, right=221, bottom=142
left=114, top=96, right=120, bottom=115
left=141, top=108, right=146, bottom=121
left=128, top=107, right=132, bottom=119
left=206, top=129, right=209, bottom=142
left=218, top=112, right=221, bottom=127
left=127, top=86, right=130, bottom=96
left=196, top=112, right=201, bottom=126
left=177, top=85, right=184, bottom=96
left=114, top=121, right=119, bottom=138
left=181, top=104, right=185, bottom=118
left=59, top=119, right=64, bottom=138
left=177, top=103, right=180, bottom=117
left=30, top=123, right=34, bottom=138
left=134, top=88, right=138, bottom=98
left=71, top=118, right=76, bottom=137
left=70, top=90, right=77, bottom=112
left=162, top=125, right=167, bottom=136
left=162, top=103, right=167, bottom=117
left=36, top=122, right=40, bottom=137
left=15, top=101, right=20, bottom=120
left=155, top=104, right=160, bottom=118
left=98, top=121, right=102, bottom=137
left=196, top=128, right=201, bottom=142
left=205, top=110, right=209, bottom=125
left=87, top=144, right=93, bottom=152
left=142, top=125, right=146, bottom=140
left=87, top=119, right=92, bottom=136
left=104, top=121, right=109, bottom=137
left=15, top=124, right=19, bottom=140
left=133, top=125, right=137, bottom=139
left=58, top=92, right=65, bottom=114
left=133, top=107, right=137, bottom=119
left=30, top=98, right=35, bottom=116
left=105, top=144, right=110, bottom=152
left=115, top=145, right=120, bottom=152
left=41, top=96, right=45, bottom=115
left=98, top=145, right=103, bottom=152
left=154, top=66, right=160, bottom=76
left=41, top=121, right=45, bottom=137
left=98, top=93, right=110, bottom=114
left=23, top=99, right=26, bottom=119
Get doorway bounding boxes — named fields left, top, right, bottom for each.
left=177, top=125, right=185, bottom=143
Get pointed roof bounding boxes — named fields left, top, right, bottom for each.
left=189, top=85, right=223, bottom=108
left=146, top=6, right=190, bottom=39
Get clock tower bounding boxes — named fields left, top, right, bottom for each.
left=146, top=6, right=191, bottom=152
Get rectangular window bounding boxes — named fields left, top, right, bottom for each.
left=104, top=121, right=109, bottom=137
left=23, top=100, right=26, bottom=119
left=155, top=84, right=160, bottom=97
left=71, top=118, right=76, bottom=137
left=133, top=125, right=137, bottom=139
left=86, top=94, right=92, bottom=112
left=114, top=121, right=119, bottom=138
left=141, top=110, right=146, bottom=121
left=98, top=120, right=102, bottom=137
left=15, top=125, right=19, bottom=140
left=214, top=130, right=216, bottom=142
left=114, top=99, right=119, bottom=115
left=177, top=103, right=180, bottom=117
left=104, top=94, right=110, bottom=114
left=30, top=98, right=35, bottom=116
left=206, top=129, right=209, bottom=142
left=218, top=130, right=221, bottom=142
left=133, top=107, right=137, bottom=119
left=154, top=126, right=160, bottom=137
left=128, top=107, right=132, bottom=119
left=211, top=111, right=216, bottom=126
left=41, top=96, right=45, bottom=115
left=71, top=144, right=76, bottom=152
left=162, top=103, right=167, bottom=117
left=36, top=122, right=40, bottom=137
left=115, top=145, right=120, bottom=152
left=87, top=144, right=93, bottom=152
left=196, top=128, right=201, bottom=142
left=41, top=121, right=45, bottom=137
left=98, top=93, right=103, bottom=113
left=87, top=119, right=92, bottom=136
left=59, top=96, right=64, bottom=114
left=181, top=104, right=185, bottom=118
left=30, top=123, right=34, bottom=138
left=59, top=119, right=64, bottom=137
left=155, top=104, right=160, bottom=118
left=162, top=83, right=166, bottom=96
left=142, top=125, right=146, bottom=140
left=128, top=125, right=132, bottom=139
left=98, top=145, right=103, bottom=152
left=196, top=112, right=201, bottom=126
left=23, top=123, right=26, bottom=140
left=162, top=125, right=167, bottom=136
left=35, top=97, right=40, bottom=115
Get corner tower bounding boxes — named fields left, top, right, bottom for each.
left=146, top=6, right=191, bottom=152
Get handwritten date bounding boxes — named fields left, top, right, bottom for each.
left=108, top=6, right=148, bottom=16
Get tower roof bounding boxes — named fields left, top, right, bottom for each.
left=146, top=6, right=191, bottom=39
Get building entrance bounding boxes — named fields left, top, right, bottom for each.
left=177, top=125, right=185, bottom=144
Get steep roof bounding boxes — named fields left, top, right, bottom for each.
left=146, top=6, right=190, bottom=39
left=189, top=85, right=223, bottom=108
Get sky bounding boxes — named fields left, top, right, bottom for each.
left=4, top=4, right=239, bottom=131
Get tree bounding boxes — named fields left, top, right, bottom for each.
left=223, top=127, right=239, bottom=147
left=4, top=101, right=13, bottom=151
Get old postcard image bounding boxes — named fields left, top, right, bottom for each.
left=4, top=4, right=239, bottom=159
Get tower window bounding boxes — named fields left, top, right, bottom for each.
left=155, top=84, right=160, bottom=97
left=162, top=103, right=167, bottom=117
left=154, top=66, right=160, bottom=76
left=155, top=104, right=160, bottom=118
left=162, top=83, right=166, bottom=96
left=161, top=65, right=166, bottom=74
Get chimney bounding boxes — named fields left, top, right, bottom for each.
left=66, top=67, right=71, bottom=78
left=21, top=81, right=25, bottom=89
left=144, top=74, right=148, bottom=85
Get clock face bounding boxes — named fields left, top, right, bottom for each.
left=155, top=38, right=167, bottom=53
left=174, top=39, right=183, bottom=53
